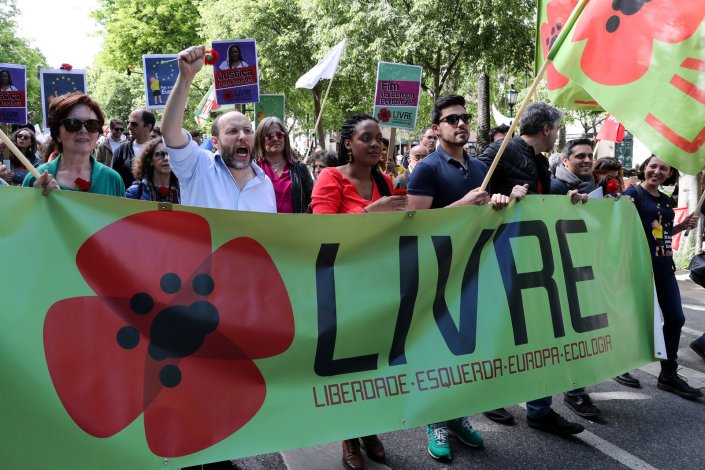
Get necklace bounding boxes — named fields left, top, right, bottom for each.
left=270, top=159, right=286, bottom=174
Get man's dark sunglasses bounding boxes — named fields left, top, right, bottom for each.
left=61, top=118, right=102, bottom=133
left=439, top=113, right=472, bottom=125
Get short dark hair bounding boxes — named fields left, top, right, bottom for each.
left=48, top=92, right=105, bottom=153
left=489, top=124, right=510, bottom=141
left=562, top=138, right=593, bottom=158
left=431, top=95, right=466, bottom=125
left=519, top=102, right=562, bottom=136
left=109, top=118, right=124, bottom=130
left=138, top=109, right=155, bottom=130
left=636, top=155, right=680, bottom=186
left=380, top=137, right=389, bottom=148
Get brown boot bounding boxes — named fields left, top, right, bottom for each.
left=342, top=439, right=364, bottom=470
left=360, top=434, right=386, bottom=463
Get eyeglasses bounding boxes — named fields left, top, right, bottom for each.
left=264, top=131, right=285, bottom=141
left=128, top=121, right=140, bottom=128
left=112, top=127, right=124, bottom=133
left=16, top=134, right=31, bottom=140
left=153, top=151, right=169, bottom=160
left=439, top=113, right=472, bottom=126
left=61, top=118, right=102, bottom=133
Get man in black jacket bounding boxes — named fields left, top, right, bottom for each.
left=111, top=109, right=155, bottom=187
left=478, top=102, right=560, bottom=197
left=478, top=102, right=586, bottom=435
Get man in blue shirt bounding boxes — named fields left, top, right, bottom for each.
left=161, top=45, right=275, bottom=213
left=406, top=95, right=521, bottom=462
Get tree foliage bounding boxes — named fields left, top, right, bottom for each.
left=89, top=0, right=536, bottom=142
left=0, top=0, right=48, bottom=124
left=90, top=0, right=203, bottom=120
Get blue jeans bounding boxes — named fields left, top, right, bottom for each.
left=526, top=387, right=587, bottom=418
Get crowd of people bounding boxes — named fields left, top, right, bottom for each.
left=2, top=43, right=705, bottom=470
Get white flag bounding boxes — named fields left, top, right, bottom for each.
left=295, top=39, right=346, bottom=89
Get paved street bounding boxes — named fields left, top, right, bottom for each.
left=234, top=273, right=705, bottom=470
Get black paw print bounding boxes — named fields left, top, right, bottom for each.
left=546, top=22, right=563, bottom=51
left=606, top=0, right=652, bottom=33
left=116, top=273, right=219, bottom=388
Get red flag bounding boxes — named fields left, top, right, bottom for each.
left=596, top=114, right=625, bottom=143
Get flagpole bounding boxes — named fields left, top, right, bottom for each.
left=479, top=58, right=550, bottom=191
left=480, top=0, right=589, bottom=192
left=0, top=128, right=42, bottom=179
left=307, top=76, right=335, bottom=157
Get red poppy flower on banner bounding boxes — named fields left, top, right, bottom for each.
left=377, top=108, right=392, bottom=123
left=222, top=89, right=234, bottom=101
left=540, top=0, right=576, bottom=90
left=573, top=0, right=705, bottom=86
left=43, top=211, right=295, bottom=457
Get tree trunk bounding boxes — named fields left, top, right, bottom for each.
left=476, top=72, right=490, bottom=153
left=311, top=86, right=325, bottom=151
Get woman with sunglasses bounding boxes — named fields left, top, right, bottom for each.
left=0, top=129, right=41, bottom=185
left=254, top=116, right=313, bottom=213
left=126, top=138, right=180, bottom=203
left=22, top=92, right=124, bottom=196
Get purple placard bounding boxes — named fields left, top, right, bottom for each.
left=374, top=80, right=422, bottom=107
left=0, top=64, right=28, bottom=125
left=212, top=39, right=260, bottom=105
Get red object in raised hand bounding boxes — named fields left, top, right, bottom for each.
left=204, top=49, right=219, bottom=66
left=392, top=188, right=407, bottom=196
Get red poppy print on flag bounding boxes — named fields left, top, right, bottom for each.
left=540, top=0, right=576, bottom=90
left=573, top=0, right=705, bottom=86
left=43, top=211, right=295, bottom=457
left=377, top=108, right=391, bottom=123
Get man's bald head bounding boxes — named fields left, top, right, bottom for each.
left=408, top=144, right=429, bottom=170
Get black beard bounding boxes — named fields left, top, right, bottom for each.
left=221, top=149, right=252, bottom=170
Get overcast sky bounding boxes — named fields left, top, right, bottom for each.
left=15, top=0, right=102, bottom=69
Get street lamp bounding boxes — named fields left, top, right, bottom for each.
left=506, top=84, right=519, bottom=118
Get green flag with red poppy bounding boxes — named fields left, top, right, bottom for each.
left=536, top=0, right=600, bottom=110
left=540, top=0, right=705, bottom=175
left=1, top=187, right=659, bottom=468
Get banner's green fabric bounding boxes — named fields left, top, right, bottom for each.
left=548, top=1, right=705, bottom=174
left=1, top=187, right=655, bottom=468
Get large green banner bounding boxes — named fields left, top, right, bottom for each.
left=1, top=187, right=656, bottom=468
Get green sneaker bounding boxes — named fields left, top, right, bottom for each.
left=426, top=423, right=451, bottom=460
left=447, top=417, right=483, bottom=447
